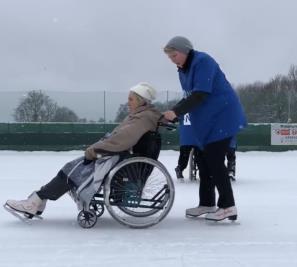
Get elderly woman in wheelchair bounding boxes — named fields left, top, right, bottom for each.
left=4, top=82, right=175, bottom=228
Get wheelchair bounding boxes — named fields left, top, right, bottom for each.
left=76, top=122, right=175, bottom=229
left=188, top=147, right=200, bottom=181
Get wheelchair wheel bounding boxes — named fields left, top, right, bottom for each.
left=189, top=148, right=199, bottom=181
left=89, top=202, right=104, bottom=218
left=104, top=157, right=175, bottom=228
left=77, top=210, right=97, bottom=228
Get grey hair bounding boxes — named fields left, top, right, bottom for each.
left=131, top=92, right=149, bottom=105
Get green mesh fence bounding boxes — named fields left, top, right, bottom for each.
left=0, top=123, right=297, bottom=151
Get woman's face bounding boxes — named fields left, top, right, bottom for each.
left=128, top=92, right=140, bottom=113
left=166, top=50, right=188, bottom=68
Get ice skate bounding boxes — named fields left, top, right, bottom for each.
left=175, top=166, right=185, bottom=183
left=227, top=159, right=236, bottom=181
left=228, top=170, right=236, bottom=181
left=186, top=205, right=216, bottom=217
left=205, top=206, right=237, bottom=221
left=4, top=192, right=46, bottom=221
left=175, top=166, right=184, bottom=179
left=27, top=192, right=47, bottom=215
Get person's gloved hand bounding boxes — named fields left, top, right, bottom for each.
left=84, top=146, right=97, bottom=161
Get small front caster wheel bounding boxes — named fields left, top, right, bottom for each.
left=77, top=210, right=97, bottom=228
left=90, top=202, right=104, bottom=217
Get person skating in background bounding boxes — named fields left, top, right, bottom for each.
left=163, top=36, right=246, bottom=221
left=177, top=117, right=237, bottom=182
left=175, top=113, right=199, bottom=180
left=175, top=145, right=199, bottom=179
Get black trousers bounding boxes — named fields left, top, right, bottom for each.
left=226, top=147, right=236, bottom=174
left=196, top=138, right=235, bottom=208
left=178, top=145, right=199, bottom=171
left=36, top=170, right=74, bottom=200
left=226, top=148, right=236, bottom=162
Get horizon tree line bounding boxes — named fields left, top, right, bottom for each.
left=13, top=64, right=297, bottom=123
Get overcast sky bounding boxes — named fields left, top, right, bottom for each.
left=0, top=0, right=296, bottom=93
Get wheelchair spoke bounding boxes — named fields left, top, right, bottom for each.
left=104, top=157, right=175, bottom=228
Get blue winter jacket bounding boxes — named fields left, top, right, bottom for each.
left=178, top=50, right=246, bottom=149
left=179, top=113, right=196, bottom=146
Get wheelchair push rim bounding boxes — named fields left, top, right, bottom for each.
left=104, top=157, right=175, bottom=228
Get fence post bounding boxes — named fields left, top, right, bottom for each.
left=166, top=90, right=169, bottom=109
left=104, top=90, right=106, bottom=131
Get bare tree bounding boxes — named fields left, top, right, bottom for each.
left=288, top=65, right=297, bottom=83
left=13, top=90, right=80, bottom=122
left=52, top=107, right=79, bottom=122
left=237, top=65, right=297, bottom=123
left=114, top=103, right=128, bottom=122
left=287, top=65, right=297, bottom=122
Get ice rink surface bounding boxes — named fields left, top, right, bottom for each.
left=1, top=150, right=297, bottom=267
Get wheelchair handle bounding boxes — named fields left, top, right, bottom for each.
left=158, top=121, right=177, bottom=131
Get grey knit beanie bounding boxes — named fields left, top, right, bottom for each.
left=164, top=36, right=193, bottom=54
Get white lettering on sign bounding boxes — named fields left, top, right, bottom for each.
left=271, top=123, right=297, bottom=145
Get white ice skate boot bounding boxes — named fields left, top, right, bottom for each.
left=205, top=206, right=237, bottom=221
left=27, top=192, right=47, bottom=215
left=5, top=192, right=46, bottom=217
left=186, top=205, right=216, bottom=217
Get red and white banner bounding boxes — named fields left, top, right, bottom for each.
left=271, top=123, right=297, bottom=145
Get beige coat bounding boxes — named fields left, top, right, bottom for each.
left=85, top=104, right=162, bottom=159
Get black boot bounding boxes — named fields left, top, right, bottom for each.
left=175, top=166, right=184, bottom=179
left=226, top=148, right=236, bottom=181
left=227, top=160, right=236, bottom=181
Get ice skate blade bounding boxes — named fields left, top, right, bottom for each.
left=189, top=178, right=199, bottom=183
left=206, top=219, right=241, bottom=226
left=186, top=211, right=211, bottom=218
left=205, top=215, right=238, bottom=222
left=3, top=203, right=43, bottom=223
left=186, top=214, right=207, bottom=220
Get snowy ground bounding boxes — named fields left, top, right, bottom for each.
left=0, top=150, right=297, bottom=267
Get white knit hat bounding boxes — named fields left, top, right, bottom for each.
left=130, top=82, right=156, bottom=102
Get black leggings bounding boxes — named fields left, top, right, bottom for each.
left=36, top=170, right=74, bottom=200
left=178, top=145, right=199, bottom=171
left=197, top=138, right=235, bottom=208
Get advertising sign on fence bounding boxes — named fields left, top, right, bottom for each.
left=271, top=123, right=297, bottom=145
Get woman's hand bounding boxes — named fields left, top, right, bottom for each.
left=163, top=110, right=177, bottom=122
left=84, top=146, right=97, bottom=161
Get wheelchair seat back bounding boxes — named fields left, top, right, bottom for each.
left=132, top=131, right=161, bottom=160
left=110, top=131, right=161, bottom=205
